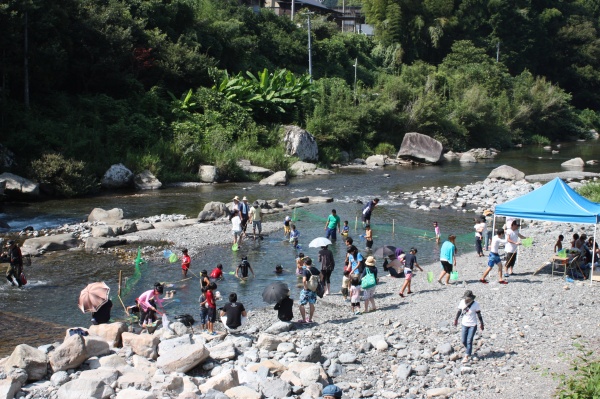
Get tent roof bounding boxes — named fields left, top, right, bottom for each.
left=495, top=177, right=600, bottom=224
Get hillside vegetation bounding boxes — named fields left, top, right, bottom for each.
left=1, top=0, right=599, bottom=195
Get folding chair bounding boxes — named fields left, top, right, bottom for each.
left=566, top=255, right=588, bottom=280
left=551, top=254, right=570, bottom=277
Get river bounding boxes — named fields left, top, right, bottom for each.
left=1, top=142, right=598, bottom=354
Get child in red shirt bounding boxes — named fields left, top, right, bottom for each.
left=210, top=264, right=223, bottom=280
left=181, top=249, right=191, bottom=278
left=206, top=282, right=217, bottom=334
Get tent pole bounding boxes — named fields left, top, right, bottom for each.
left=591, top=223, right=597, bottom=286
left=515, top=219, right=521, bottom=272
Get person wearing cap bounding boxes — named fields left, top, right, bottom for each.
left=238, top=196, right=250, bottom=238
left=181, top=248, right=191, bottom=278
left=236, top=256, right=255, bottom=279
left=505, top=220, right=527, bottom=277
left=230, top=209, right=243, bottom=248
left=249, top=201, right=263, bottom=239
left=363, top=256, right=378, bottom=313
left=361, top=198, right=379, bottom=227
left=454, top=290, right=484, bottom=363
left=323, top=384, right=343, bottom=398
left=4, top=240, right=23, bottom=287
left=298, top=257, right=321, bottom=323
left=480, top=228, right=508, bottom=284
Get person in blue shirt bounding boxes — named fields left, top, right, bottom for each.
left=290, top=224, right=300, bottom=248
left=324, top=209, right=341, bottom=241
left=347, top=245, right=364, bottom=275
left=438, top=235, right=457, bottom=285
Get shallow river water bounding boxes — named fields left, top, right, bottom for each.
left=1, top=142, right=599, bottom=354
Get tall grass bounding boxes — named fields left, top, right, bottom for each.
left=577, top=182, right=600, bottom=203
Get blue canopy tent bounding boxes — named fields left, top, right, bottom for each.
left=494, top=177, right=600, bottom=284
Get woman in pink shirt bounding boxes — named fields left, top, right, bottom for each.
left=138, top=283, right=164, bottom=327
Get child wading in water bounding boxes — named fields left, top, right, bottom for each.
left=198, top=287, right=208, bottom=331
left=342, top=221, right=349, bottom=236
left=365, top=225, right=373, bottom=250
left=350, top=276, right=361, bottom=315
left=283, top=216, right=291, bottom=238
left=181, top=248, right=191, bottom=278
left=399, top=247, right=423, bottom=297
left=433, top=221, right=441, bottom=243
left=296, top=253, right=305, bottom=275
left=290, top=224, right=300, bottom=248
left=341, top=270, right=351, bottom=302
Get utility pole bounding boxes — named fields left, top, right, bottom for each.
left=353, top=58, right=357, bottom=101
left=291, top=0, right=295, bottom=21
left=341, top=0, right=345, bottom=32
left=306, top=11, right=314, bottom=82
left=24, top=9, right=30, bottom=110
left=496, top=42, right=500, bottom=63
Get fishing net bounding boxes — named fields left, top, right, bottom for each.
left=120, top=247, right=146, bottom=299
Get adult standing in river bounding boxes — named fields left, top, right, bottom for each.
left=318, top=245, right=335, bottom=296
left=324, top=209, right=341, bottom=241
left=4, top=240, right=23, bottom=287
left=239, top=196, right=250, bottom=238
left=362, top=198, right=379, bottom=227
left=249, top=201, right=263, bottom=239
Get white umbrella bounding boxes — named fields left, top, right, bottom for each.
left=309, top=237, right=332, bottom=248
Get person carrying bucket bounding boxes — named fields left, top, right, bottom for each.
left=438, top=235, right=457, bottom=286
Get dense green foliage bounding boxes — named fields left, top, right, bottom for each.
left=1, top=0, right=600, bottom=195
left=555, top=344, right=600, bottom=398
left=577, top=182, right=600, bottom=203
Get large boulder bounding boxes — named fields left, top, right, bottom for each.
left=88, top=208, right=124, bottom=223
left=365, top=155, right=388, bottom=167
left=208, top=341, right=237, bottom=361
left=199, top=369, right=239, bottom=394
left=83, top=336, right=111, bottom=358
left=134, top=170, right=162, bottom=190
left=237, top=160, right=273, bottom=176
left=197, top=202, right=230, bottom=222
left=465, top=148, right=498, bottom=159
left=91, top=226, right=115, bottom=238
left=257, top=333, right=284, bottom=351
left=459, top=153, right=477, bottom=163
left=88, top=322, right=128, bottom=347
left=396, top=133, right=443, bottom=163
left=22, top=233, right=80, bottom=254
left=156, top=342, right=209, bottom=373
left=5, top=344, right=48, bottom=381
left=84, top=237, right=127, bottom=251
left=198, top=165, right=219, bottom=183
left=122, top=332, right=160, bottom=360
left=0, top=378, right=23, bottom=399
left=259, top=171, right=288, bottom=186
left=101, top=164, right=133, bottom=189
left=562, top=157, right=585, bottom=168
left=49, top=334, right=88, bottom=372
left=283, top=125, right=318, bottom=161
left=290, top=161, right=317, bottom=175
left=488, top=165, right=525, bottom=180
left=108, top=220, right=138, bottom=235
left=57, top=379, right=114, bottom=399
left=0, top=172, right=40, bottom=196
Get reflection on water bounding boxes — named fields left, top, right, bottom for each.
left=0, top=311, right=67, bottom=357
left=1, top=141, right=600, bottom=343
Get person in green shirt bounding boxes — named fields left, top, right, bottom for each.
left=324, top=209, right=341, bottom=241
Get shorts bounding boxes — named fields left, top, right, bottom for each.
left=325, top=228, right=337, bottom=240
left=182, top=265, right=189, bottom=271
left=441, top=260, right=453, bottom=274
left=351, top=302, right=360, bottom=307
left=207, top=307, right=216, bottom=323
left=252, top=221, right=262, bottom=232
left=199, top=309, right=208, bottom=325
left=404, top=269, right=413, bottom=281
left=341, top=288, right=349, bottom=297
left=232, top=230, right=242, bottom=238
left=487, top=252, right=502, bottom=267
left=366, top=240, right=373, bottom=249
left=299, top=289, right=317, bottom=306
left=505, top=252, right=517, bottom=267
left=362, top=214, right=371, bottom=223
left=362, top=287, right=376, bottom=299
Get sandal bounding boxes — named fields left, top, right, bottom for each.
left=479, top=279, right=489, bottom=284
left=398, top=293, right=405, bottom=298
left=499, top=280, right=508, bottom=285
left=407, top=291, right=413, bottom=294
left=297, top=319, right=306, bottom=324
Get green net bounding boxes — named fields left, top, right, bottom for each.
left=120, top=247, right=146, bottom=299
left=427, top=271, right=434, bottom=283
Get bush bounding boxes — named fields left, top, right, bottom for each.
left=529, top=134, right=551, bottom=146
left=30, top=153, right=98, bottom=197
left=577, top=182, right=600, bottom=203
left=555, top=343, right=600, bottom=398
left=374, top=142, right=397, bottom=156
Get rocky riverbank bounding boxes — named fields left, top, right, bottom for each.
left=2, top=217, right=599, bottom=399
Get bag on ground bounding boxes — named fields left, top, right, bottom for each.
left=174, top=314, right=195, bottom=326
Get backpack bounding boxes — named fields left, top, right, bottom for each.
left=175, top=314, right=195, bottom=327
left=306, top=269, right=320, bottom=292
left=361, top=268, right=376, bottom=290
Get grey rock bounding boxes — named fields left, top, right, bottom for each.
left=0, top=172, right=40, bottom=196
left=237, top=160, right=273, bottom=176
left=437, top=343, right=453, bottom=355
left=57, top=379, right=114, bottom=399
left=134, top=170, right=162, bottom=190
left=259, top=171, right=288, bottom=186
left=397, top=132, right=443, bottom=163
left=101, top=164, right=133, bottom=189
left=260, top=378, right=292, bottom=398
left=50, top=371, right=70, bottom=386
left=327, top=363, right=345, bottom=377
left=297, top=344, right=321, bottom=363
left=415, top=364, right=430, bottom=376
left=488, top=165, right=525, bottom=180
left=265, top=321, right=293, bottom=334
left=562, top=157, right=585, bottom=168
left=197, top=201, right=230, bottom=221
left=396, top=363, right=412, bottom=380
left=88, top=207, right=124, bottom=223
left=5, top=344, right=48, bottom=381
left=338, top=353, right=357, bottom=364
left=198, top=165, right=219, bottom=183
left=283, top=125, right=319, bottom=162
left=459, top=153, right=477, bottom=163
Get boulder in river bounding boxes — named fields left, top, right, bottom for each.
left=290, top=161, right=333, bottom=176
left=259, top=171, right=288, bottom=186
left=237, top=160, right=273, bottom=176
left=561, top=157, right=585, bottom=168
left=22, top=233, right=80, bottom=254
left=101, top=164, right=133, bottom=189
left=283, top=125, right=318, bottom=162
left=198, top=201, right=230, bottom=221
left=0, top=172, right=40, bottom=197
left=88, top=208, right=124, bottom=223
left=396, top=132, right=443, bottom=164
left=134, top=170, right=162, bottom=190
left=488, top=165, right=525, bottom=180
left=198, top=165, right=219, bottom=183
left=365, top=154, right=388, bottom=167
left=459, top=153, right=477, bottom=163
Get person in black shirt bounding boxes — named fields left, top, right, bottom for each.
left=318, top=245, right=335, bottom=296
left=91, top=299, right=112, bottom=325
left=220, top=293, right=247, bottom=332
left=274, top=291, right=293, bottom=322
left=4, top=240, right=23, bottom=287
left=236, top=256, right=255, bottom=279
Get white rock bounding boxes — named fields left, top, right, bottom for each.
left=101, top=164, right=133, bottom=189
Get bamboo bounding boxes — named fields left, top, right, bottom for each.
left=118, top=270, right=122, bottom=297
left=117, top=295, right=128, bottom=315
left=355, top=216, right=358, bottom=232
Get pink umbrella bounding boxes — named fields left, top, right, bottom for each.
left=78, top=282, right=110, bottom=313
